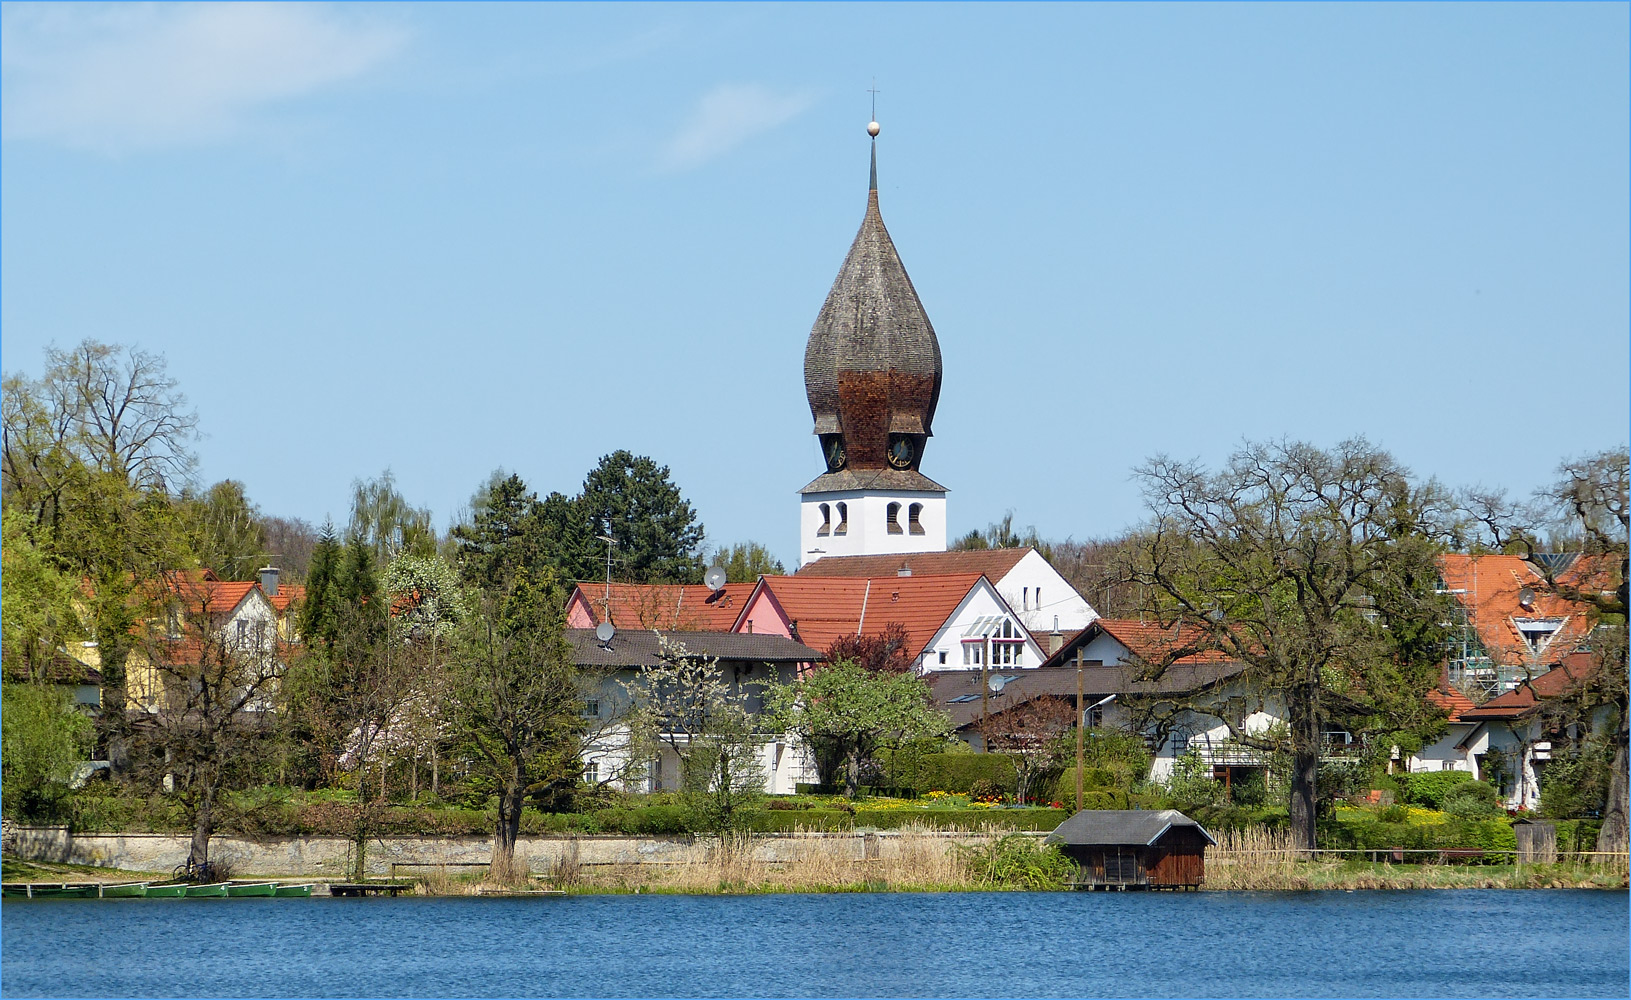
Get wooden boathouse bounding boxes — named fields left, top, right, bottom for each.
left=1046, top=809, right=1215, bottom=890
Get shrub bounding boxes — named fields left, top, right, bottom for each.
left=1441, top=780, right=1501, bottom=819
left=1162, top=751, right=1223, bottom=809
left=968, top=779, right=1005, bottom=804
left=1377, top=804, right=1411, bottom=824
left=955, top=833, right=1076, bottom=890
left=1230, top=771, right=1269, bottom=807
left=1402, top=771, right=1474, bottom=809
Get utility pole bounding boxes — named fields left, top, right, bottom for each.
left=1076, top=651, right=1084, bottom=812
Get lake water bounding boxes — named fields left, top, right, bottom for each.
left=2, top=890, right=1626, bottom=998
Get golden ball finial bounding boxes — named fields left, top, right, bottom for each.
left=867, top=121, right=881, bottom=138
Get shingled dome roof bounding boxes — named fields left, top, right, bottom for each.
left=804, top=141, right=943, bottom=481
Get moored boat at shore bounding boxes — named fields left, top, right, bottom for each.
left=272, top=884, right=314, bottom=897
left=143, top=883, right=187, bottom=898
left=225, top=882, right=277, bottom=897
left=184, top=883, right=229, bottom=897
left=98, top=883, right=149, bottom=898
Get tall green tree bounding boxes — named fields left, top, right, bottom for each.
left=1, top=683, right=94, bottom=820
left=348, top=469, right=437, bottom=567
left=576, top=451, right=705, bottom=583
left=450, top=575, right=584, bottom=883
left=1, top=508, right=82, bottom=675
left=1125, top=438, right=1452, bottom=855
left=178, top=479, right=268, bottom=580
left=706, top=541, right=786, bottom=582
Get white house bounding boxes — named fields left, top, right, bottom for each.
left=733, top=571, right=1046, bottom=674
left=568, top=628, right=825, bottom=796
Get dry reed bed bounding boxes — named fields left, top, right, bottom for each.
left=1207, top=827, right=1630, bottom=890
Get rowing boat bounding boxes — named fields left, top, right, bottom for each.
left=225, top=882, right=277, bottom=897
left=184, top=882, right=229, bottom=897
left=272, top=884, right=314, bottom=897
left=99, top=882, right=149, bottom=898
left=143, top=883, right=187, bottom=898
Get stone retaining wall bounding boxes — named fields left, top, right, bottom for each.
left=5, top=825, right=1041, bottom=877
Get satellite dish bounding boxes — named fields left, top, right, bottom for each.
left=988, top=674, right=1015, bottom=694
left=595, top=622, right=615, bottom=644
left=704, top=566, right=728, bottom=591
left=1518, top=587, right=1536, bottom=610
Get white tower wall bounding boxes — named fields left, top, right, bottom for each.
left=800, top=490, right=946, bottom=568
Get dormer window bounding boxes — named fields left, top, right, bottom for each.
left=817, top=503, right=832, bottom=537
left=1514, top=617, right=1565, bottom=654
left=887, top=502, right=904, bottom=534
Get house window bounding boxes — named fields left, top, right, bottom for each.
left=834, top=502, right=848, bottom=536
left=887, top=502, right=904, bottom=534
left=817, top=503, right=831, bottom=536
left=963, top=641, right=983, bottom=666
left=1023, top=587, right=1030, bottom=610
left=1035, top=587, right=1041, bottom=608
left=992, top=618, right=1024, bottom=666
left=1441, top=761, right=1456, bottom=772
left=582, top=699, right=600, bottom=718
left=236, top=620, right=248, bottom=644
left=938, top=651, right=947, bottom=665
left=584, top=762, right=599, bottom=784
left=908, top=503, right=925, bottom=535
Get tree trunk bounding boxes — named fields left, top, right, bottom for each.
left=188, top=791, right=214, bottom=877
left=491, top=768, right=526, bottom=884
left=1596, top=736, right=1628, bottom=856
left=432, top=749, right=439, bottom=798
left=1288, top=748, right=1318, bottom=858
left=844, top=750, right=861, bottom=799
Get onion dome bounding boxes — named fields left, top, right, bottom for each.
left=803, top=134, right=943, bottom=491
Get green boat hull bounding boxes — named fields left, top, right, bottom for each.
left=226, top=882, right=276, bottom=897
left=273, top=884, right=314, bottom=897
left=99, top=883, right=149, bottom=898
left=143, top=883, right=187, bottom=898
left=184, top=882, right=229, bottom=897
left=28, top=884, right=100, bottom=899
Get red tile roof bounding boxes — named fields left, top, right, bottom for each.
left=1458, top=653, right=1599, bottom=721
left=795, top=548, right=1035, bottom=580
left=750, top=573, right=987, bottom=657
left=267, top=584, right=305, bottom=613
left=1425, top=686, right=1477, bottom=722
left=569, top=582, right=756, bottom=631
left=1437, top=554, right=1595, bottom=668
left=1039, top=618, right=1232, bottom=668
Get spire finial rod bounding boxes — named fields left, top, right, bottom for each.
left=866, top=80, right=880, bottom=192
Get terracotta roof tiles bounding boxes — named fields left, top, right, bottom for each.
left=569, top=582, right=756, bottom=631
left=751, top=573, right=985, bottom=657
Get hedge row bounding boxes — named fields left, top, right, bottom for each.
left=884, top=753, right=1018, bottom=794
left=63, top=795, right=1067, bottom=838
left=1319, top=817, right=1517, bottom=860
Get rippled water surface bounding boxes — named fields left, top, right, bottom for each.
left=3, top=890, right=1627, bottom=997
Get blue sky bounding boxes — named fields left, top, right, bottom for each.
left=3, top=2, right=1626, bottom=567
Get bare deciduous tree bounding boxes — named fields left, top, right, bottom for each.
left=1125, top=438, right=1452, bottom=856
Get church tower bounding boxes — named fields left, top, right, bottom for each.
left=799, top=121, right=947, bottom=568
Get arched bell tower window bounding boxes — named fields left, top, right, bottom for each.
left=817, top=503, right=831, bottom=537
left=834, top=502, right=848, bottom=536
left=887, top=502, right=904, bottom=535
left=908, top=503, right=925, bottom=535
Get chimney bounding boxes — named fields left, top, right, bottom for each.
left=259, top=566, right=280, bottom=597
left=897, top=562, right=912, bottom=577
left=1048, top=615, right=1063, bottom=655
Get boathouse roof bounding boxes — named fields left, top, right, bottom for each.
left=1046, top=809, right=1217, bottom=848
